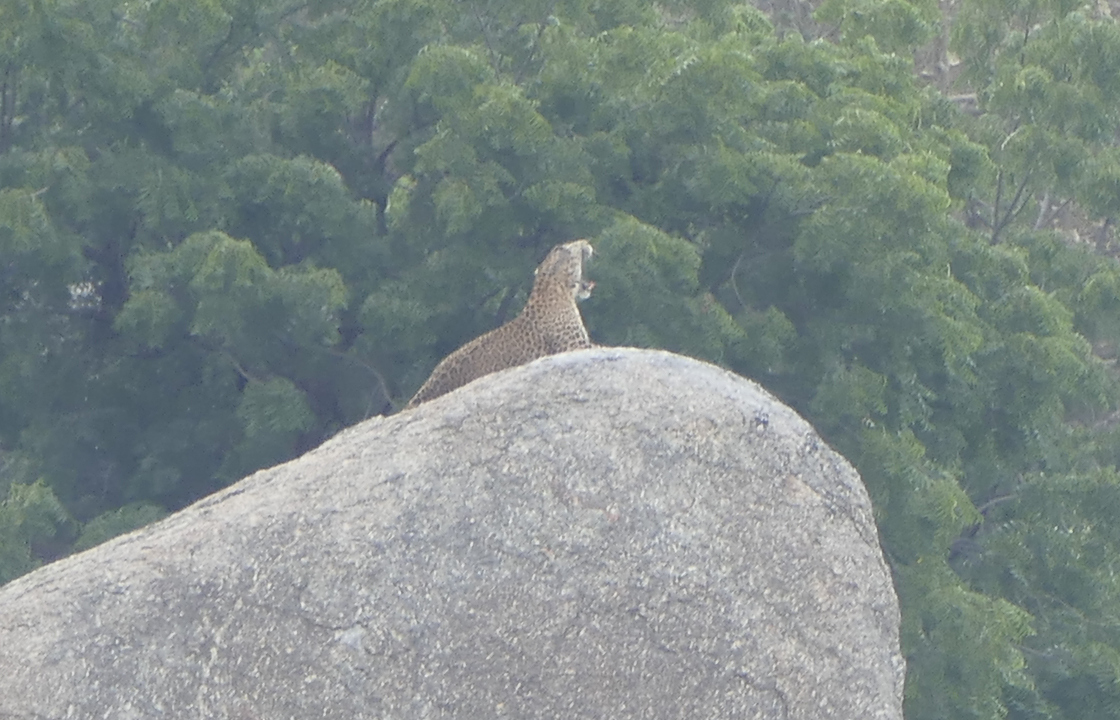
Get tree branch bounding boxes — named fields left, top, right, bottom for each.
left=514, top=0, right=559, bottom=85
left=325, top=347, right=395, bottom=417
left=1033, top=190, right=1051, bottom=230
left=469, top=0, right=502, bottom=73
left=991, top=167, right=1033, bottom=244
left=730, top=251, right=748, bottom=311
left=976, top=493, right=1018, bottom=516
left=0, top=64, right=14, bottom=155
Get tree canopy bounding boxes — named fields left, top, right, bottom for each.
left=3, top=0, right=1120, bottom=717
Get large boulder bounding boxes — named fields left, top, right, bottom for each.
left=0, top=348, right=904, bottom=719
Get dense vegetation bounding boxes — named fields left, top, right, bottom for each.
left=3, top=0, right=1120, bottom=716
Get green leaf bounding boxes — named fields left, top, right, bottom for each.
left=73, top=503, right=169, bottom=552
left=237, top=377, right=315, bottom=440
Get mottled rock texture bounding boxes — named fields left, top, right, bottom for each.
left=0, top=348, right=903, bottom=719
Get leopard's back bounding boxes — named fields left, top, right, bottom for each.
left=404, top=240, right=594, bottom=409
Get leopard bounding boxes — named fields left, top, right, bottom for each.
left=404, top=239, right=595, bottom=409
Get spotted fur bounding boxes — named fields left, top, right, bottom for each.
left=405, top=239, right=594, bottom=408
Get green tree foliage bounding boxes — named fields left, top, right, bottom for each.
left=0, top=480, right=74, bottom=584
left=2, top=0, right=1120, bottom=718
left=952, top=0, right=1120, bottom=244
left=72, top=502, right=168, bottom=553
